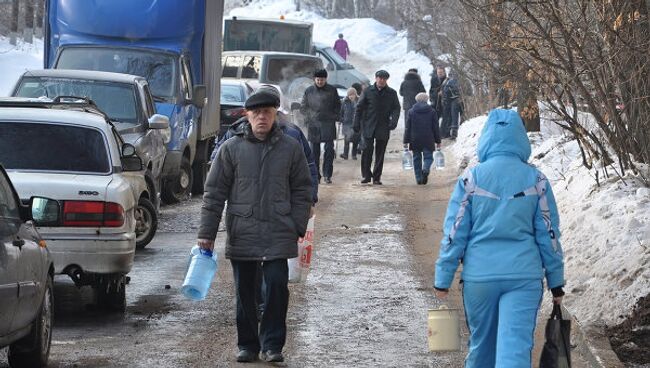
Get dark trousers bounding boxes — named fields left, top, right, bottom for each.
left=412, top=148, right=434, bottom=182
left=343, top=138, right=358, bottom=158
left=361, top=138, right=388, bottom=181
left=310, top=140, right=335, bottom=179
left=440, top=103, right=452, bottom=139
left=450, top=99, right=461, bottom=138
left=231, top=259, right=289, bottom=353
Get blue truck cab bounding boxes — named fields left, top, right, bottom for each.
left=45, top=0, right=224, bottom=203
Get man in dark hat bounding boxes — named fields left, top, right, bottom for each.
left=353, top=69, right=401, bottom=185
left=198, top=87, right=313, bottom=364
left=300, top=69, right=341, bottom=184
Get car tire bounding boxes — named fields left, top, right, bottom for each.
left=8, top=275, right=53, bottom=367
left=191, top=138, right=214, bottom=195
left=161, top=156, right=193, bottom=204
left=135, top=197, right=158, bottom=249
left=95, top=274, right=126, bottom=313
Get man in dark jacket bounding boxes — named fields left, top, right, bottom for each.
left=300, top=69, right=341, bottom=184
left=429, top=66, right=447, bottom=115
left=197, top=88, right=313, bottom=364
left=353, top=69, right=401, bottom=185
left=443, top=71, right=463, bottom=140
left=399, top=68, right=426, bottom=113
left=403, top=92, right=441, bottom=185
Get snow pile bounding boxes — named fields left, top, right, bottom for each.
left=228, top=0, right=433, bottom=92
left=451, top=108, right=650, bottom=325
left=0, top=37, right=43, bottom=95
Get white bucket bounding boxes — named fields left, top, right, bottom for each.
left=427, top=305, right=461, bottom=352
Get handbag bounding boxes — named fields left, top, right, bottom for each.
left=539, top=304, right=572, bottom=368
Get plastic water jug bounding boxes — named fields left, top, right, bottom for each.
left=402, top=149, right=413, bottom=170
left=181, top=245, right=218, bottom=301
left=433, top=150, right=445, bottom=170
left=427, top=305, right=461, bottom=352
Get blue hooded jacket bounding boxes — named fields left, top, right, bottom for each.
left=435, top=109, right=564, bottom=290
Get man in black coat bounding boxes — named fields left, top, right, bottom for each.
left=429, top=66, right=447, bottom=117
left=399, top=68, right=426, bottom=113
left=353, top=69, right=401, bottom=185
left=300, top=69, right=341, bottom=184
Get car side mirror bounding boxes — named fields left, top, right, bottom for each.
left=148, top=114, right=170, bottom=130
left=122, top=143, right=136, bottom=157
left=290, top=102, right=301, bottom=111
left=30, top=197, right=60, bottom=226
left=192, top=85, right=207, bottom=108
left=122, top=156, right=143, bottom=172
left=121, top=143, right=143, bottom=171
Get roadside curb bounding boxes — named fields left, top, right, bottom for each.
left=568, top=306, right=625, bottom=368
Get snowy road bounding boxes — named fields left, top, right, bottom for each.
left=0, top=133, right=469, bottom=367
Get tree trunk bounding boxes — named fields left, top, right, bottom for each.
left=353, top=0, right=360, bottom=17
left=10, top=0, right=20, bottom=45
left=24, top=0, right=35, bottom=43
left=295, top=0, right=301, bottom=11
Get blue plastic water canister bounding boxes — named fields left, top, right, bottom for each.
left=402, top=149, right=413, bottom=170
left=181, top=245, right=218, bottom=301
left=434, top=150, right=445, bottom=170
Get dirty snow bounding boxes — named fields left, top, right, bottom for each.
left=0, top=37, right=43, bottom=95
left=451, top=108, right=650, bottom=326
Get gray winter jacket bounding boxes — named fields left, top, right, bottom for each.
left=198, top=121, right=313, bottom=261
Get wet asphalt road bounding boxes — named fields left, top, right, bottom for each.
left=1, top=136, right=468, bottom=367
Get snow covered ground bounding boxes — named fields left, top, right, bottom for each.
left=0, top=37, right=43, bottom=95
left=452, top=111, right=650, bottom=325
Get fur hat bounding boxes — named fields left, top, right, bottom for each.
left=314, top=69, right=328, bottom=78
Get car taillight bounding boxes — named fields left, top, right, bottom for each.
left=224, top=107, right=246, bottom=118
left=63, top=201, right=125, bottom=227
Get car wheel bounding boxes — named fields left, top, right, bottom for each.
left=135, top=197, right=158, bottom=249
left=161, top=156, right=193, bottom=204
left=8, top=275, right=53, bottom=367
left=95, top=274, right=126, bottom=313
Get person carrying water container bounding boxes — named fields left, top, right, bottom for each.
left=197, top=88, right=313, bottom=363
left=433, top=109, right=566, bottom=368
left=403, top=92, right=441, bottom=185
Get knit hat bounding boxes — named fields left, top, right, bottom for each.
left=314, top=69, right=328, bottom=78
left=244, top=87, right=280, bottom=110
left=375, top=70, right=390, bottom=79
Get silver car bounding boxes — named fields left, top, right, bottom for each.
left=12, top=70, right=169, bottom=248
left=0, top=165, right=59, bottom=367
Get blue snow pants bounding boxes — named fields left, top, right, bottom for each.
left=463, top=279, right=543, bottom=368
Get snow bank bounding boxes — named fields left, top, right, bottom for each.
left=451, top=108, right=650, bottom=325
left=0, top=37, right=43, bottom=95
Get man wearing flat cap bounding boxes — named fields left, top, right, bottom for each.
left=300, top=68, right=341, bottom=184
left=197, top=88, right=313, bottom=364
left=353, top=69, right=401, bottom=185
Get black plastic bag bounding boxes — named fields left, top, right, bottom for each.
left=539, top=304, right=572, bottom=368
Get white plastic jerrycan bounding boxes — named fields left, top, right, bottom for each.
left=433, top=150, right=445, bottom=170
left=427, top=305, right=461, bottom=352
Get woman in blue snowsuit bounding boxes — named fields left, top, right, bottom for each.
left=434, top=109, right=565, bottom=368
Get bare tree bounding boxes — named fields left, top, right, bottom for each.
left=24, top=0, right=34, bottom=43
left=10, top=0, right=19, bottom=45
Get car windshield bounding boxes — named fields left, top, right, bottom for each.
left=15, top=77, right=139, bottom=124
left=266, top=57, right=322, bottom=84
left=221, top=84, right=244, bottom=104
left=0, top=122, right=111, bottom=174
left=322, top=47, right=353, bottom=69
left=56, top=47, right=177, bottom=100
